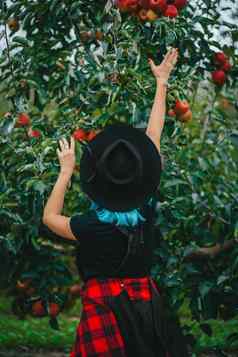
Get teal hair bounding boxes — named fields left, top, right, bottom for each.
left=90, top=198, right=153, bottom=227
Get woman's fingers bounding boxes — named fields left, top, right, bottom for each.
left=166, top=48, right=177, bottom=64
left=171, top=49, right=178, bottom=63
left=164, top=49, right=178, bottom=70
left=148, top=58, right=157, bottom=72
left=70, top=136, right=75, bottom=152
left=163, top=48, right=173, bottom=63
left=56, top=148, right=62, bottom=157
left=59, top=139, right=64, bottom=151
left=62, top=137, right=69, bottom=150
left=161, top=48, right=174, bottom=66
left=171, top=48, right=178, bottom=62
left=59, top=137, right=71, bottom=152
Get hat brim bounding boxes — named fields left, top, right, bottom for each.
left=80, top=123, right=162, bottom=212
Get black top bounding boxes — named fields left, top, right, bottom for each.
left=69, top=200, right=157, bottom=282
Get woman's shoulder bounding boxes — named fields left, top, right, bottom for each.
left=70, top=210, right=119, bottom=236
left=69, top=211, right=99, bottom=239
left=70, top=210, right=94, bottom=224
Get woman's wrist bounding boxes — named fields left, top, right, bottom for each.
left=156, top=77, right=168, bottom=86
left=59, top=170, right=72, bottom=181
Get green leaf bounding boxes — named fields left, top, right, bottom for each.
left=12, top=36, right=29, bottom=46
left=33, top=181, right=47, bottom=195
left=0, top=118, right=15, bottom=135
left=49, top=317, right=60, bottom=330
left=217, top=274, right=229, bottom=286
left=200, top=323, right=213, bottom=336
left=234, top=221, right=238, bottom=239
left=163, top=179, right=188, bottom=188
left=199, top=281, right=214, bottom=298
left=226, top=333, right=238, bottom=345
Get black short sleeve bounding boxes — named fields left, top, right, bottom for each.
left=69, top=214, right=88, bottom=240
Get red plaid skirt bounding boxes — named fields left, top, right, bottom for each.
left=69, top=276, right=167, bottom=357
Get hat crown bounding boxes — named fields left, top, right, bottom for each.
left=98, top=139, right=143, bottom=185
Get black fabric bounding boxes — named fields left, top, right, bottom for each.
left=150, top=280, right=190, bottom=357
left=107, top=289, right=167, bottom=357
left=107, top=284, right=189, bottom=357
left=80, top=123, right=162, bottom=212
left=69, top=200, right=157, bottom=282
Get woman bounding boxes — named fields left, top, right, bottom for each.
left=43, top=48, right=189, bottom=357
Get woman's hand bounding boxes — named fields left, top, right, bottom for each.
left=57, top=136, right=76, bottom=176
left=148, top=48, right=178, bottom=82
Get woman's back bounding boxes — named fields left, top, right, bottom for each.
left=70, top=201, right=156, bottom=282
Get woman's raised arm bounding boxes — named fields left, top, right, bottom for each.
left=146, top=48, right=178, bottom=153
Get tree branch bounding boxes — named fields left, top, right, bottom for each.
left=184, top=239, right=238, bottom=261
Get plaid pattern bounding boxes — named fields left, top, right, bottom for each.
left=70, top=276, right=163, bottom=357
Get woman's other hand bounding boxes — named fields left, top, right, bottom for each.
left=148, top=48, right=178, bottom=82
left=57, top=136, right=76, bottom=176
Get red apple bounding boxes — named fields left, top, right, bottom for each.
left=73, top=129, right=87, bottom=141
left=174, top=0, right=187, bottom=10
left=87, top=130, right=100, bottom=141
left=168, top=109, right=176, bottom=117
left=95, top=30, right=104, bottom=41
left=16, top=113, right=30, bottom=126
left=174, top=100, right=190, bottom=115
left=211, top=70, right=226, bottom=86
left=213, top=52, right=228, bottom=66
left=28, top=128, right=41, bottom=138
left=178, top=109, right=192, bottom=123
left=139, top=0, right=150, bottom=8
left=116, top=0, right=138, bottom=11
left=31, top=300, right=47, bottom=317
left=49, top=303, right=60, bottom=317
left=149, top=0, right=167, bottom=12
left=164, top=5, right=178, bottom=17
left=220, top=60, right=232, bottom=72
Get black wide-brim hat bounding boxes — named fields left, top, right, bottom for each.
left=80, top=123, right=162, bottom=212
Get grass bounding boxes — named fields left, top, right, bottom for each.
left=0, top=294, right=238, bottom=354
left=184, top=318, right=238, bottom=353
left=0, top=294, right=81, bottom=353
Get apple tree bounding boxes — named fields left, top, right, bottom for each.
left=0, top=0, right=238, bottom=346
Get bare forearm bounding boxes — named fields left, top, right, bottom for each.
left=43, top=171, right=71, bottom=220
left=146, top=79, right=167, bottom=143
left=146, top=48, right=178, bottom=150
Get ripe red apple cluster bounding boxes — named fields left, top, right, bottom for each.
left=73, top=128, right=101, bottom=142
left=31, top=300, right=60, bottom=318
left=211, top=52, right=232, bottom=86
left=168, top=99, right=192, bottom=122
left=14, top=113, right=41, bottom=138
left=115, top=0, right=188, bottom=20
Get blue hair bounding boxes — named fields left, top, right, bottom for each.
left=89, top=198, right=153, bottom=227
